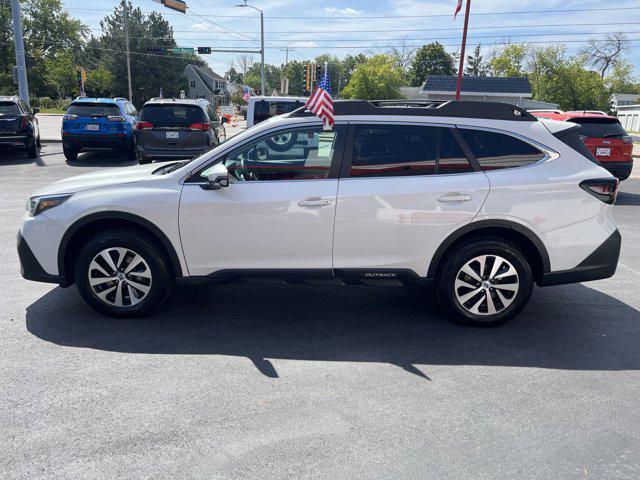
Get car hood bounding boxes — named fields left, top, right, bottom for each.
left=31, top=163, right=164, bottom=196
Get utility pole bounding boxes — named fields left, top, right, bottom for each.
left=10, top=0, right=29, bottom=105
left=455, top=0, right=471, bottom=100
left=281, top=47, right=289, bottom=66
left=235, top=2, right=265, bottom=96
left=124, top=3, right=133, bottom=102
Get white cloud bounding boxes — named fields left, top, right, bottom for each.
left=291, top=41, right=318, bottom=48
left=323, top=7, right=362, bottom=15
left=191, top=22, right=209, bottom=31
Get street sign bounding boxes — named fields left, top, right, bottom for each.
left=171, top=47, right=195, bottom=54
left=197, top=47, right=211, bottom=54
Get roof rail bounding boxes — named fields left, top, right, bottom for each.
left=113, top=97, right=127, bottom=101
left=290, top=100, right=537, bottom=122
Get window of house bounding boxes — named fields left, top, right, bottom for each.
left=189, top=80, right=196, bottom=88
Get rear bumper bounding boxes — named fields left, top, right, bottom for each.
left=17, top=232, right=68, bottom=286
left=63, top=133, right=130, bottom=149
left=600, top=160, right=633, bottom=179
left=540, top=229, right=621, bottom=286
left=136, top=145, right=210, bottom=160
left=0, top=134, right=33, bottom=148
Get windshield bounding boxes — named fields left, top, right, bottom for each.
left=139, top=104, right=204, bottom=128
left=569, top=118, right=627, bottom=138
left=67, top=103, right=121, bottom=117
left=0, top=102, right=20, bottom=115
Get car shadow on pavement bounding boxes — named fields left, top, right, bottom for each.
left=65, top=150, right=136, bottom=168
left=25, top=282, right=640, bottom=379
left=616, top=190, right=640, bottom=206
left=0, top=148, right=45, bottom=166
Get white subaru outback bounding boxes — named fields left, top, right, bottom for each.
left=18, top=101, right=621, bottom=326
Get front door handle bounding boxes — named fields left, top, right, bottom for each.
left=437, top=193, right=472, bottom=202
left=298, top=197, right=333, bottom=207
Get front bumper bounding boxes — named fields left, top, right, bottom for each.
left=540, top=229, right=621, bottom=286
left=600, top=160, right=633, bottom=180
left=63, top=133, right=130, bottom=149
left=17, top=232, right=68, bottom=286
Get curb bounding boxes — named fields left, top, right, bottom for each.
left=42, top=139, right=62, bottom=144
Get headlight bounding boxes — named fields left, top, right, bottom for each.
left=26, top=194, right=72, bottom=216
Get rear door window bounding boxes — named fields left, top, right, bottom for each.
left=139, top=105, right=205, bottom=128
left=0, top=102, right=20, bottom=115
left=349, top=124, right=473, bottom=177
left=458, top=129, right=545, bottom=170
left=67, top=103, right=121, bottom=117
left=568, top=118, right=627, bottom=138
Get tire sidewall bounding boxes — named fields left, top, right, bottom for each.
left=437, top=240, right=533, bottom=327
left=75, top=230, right=173, bottom=317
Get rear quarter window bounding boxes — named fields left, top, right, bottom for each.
left=459, top=129, right=545, bottom=170
left=139, top=104, right=205, bottom=128
left=67, top=103, right=121, bottom=117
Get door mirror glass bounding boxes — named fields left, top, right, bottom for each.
left=32, top=107, right=39, bottom=114
left=204, top=163, right=229, bottom=190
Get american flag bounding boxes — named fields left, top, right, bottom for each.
left=454, top=0, right=463, bottom=18
left=305, top=71, right=333, bottom=127
left=242, top=88, right=251, bottom=102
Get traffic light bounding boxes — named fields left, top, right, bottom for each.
left=161, top=0, right=187, bottom=13
left=146, top=46, right=166, bottom=53
left=197, top=46, right=211, bottom=54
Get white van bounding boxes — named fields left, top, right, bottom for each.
left=246, top=96, right=307, bottom=127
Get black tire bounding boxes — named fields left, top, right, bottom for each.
left=74, top=229, right=174, bottom=318
left=436, top=238, right=533, bottom=327
left=266, top=131, right=298, bottom=151
left=125, top=138, right=136, bottom=161
left=63, top=145, right=78, bottom=162
left=137, top=152, right=151, bottom=165
left=26, top=139, right=38, bottom=158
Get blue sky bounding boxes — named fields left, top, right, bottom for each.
left=61, top=0, right=640, bottom=76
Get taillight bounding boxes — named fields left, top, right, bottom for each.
left=188, top=122, right=210, bottom=131
left=135, top=121, right=154, bottom=130
left=622, top=135, right=632, bottom=144
left=63, top=114, right=78, bottom=121
left=580, top=178, right=619, bottom=205
left=578, top=135, right=588, bottom=143
left=19, top=115, right=27, bottom=129
left=107, top=115, right=126, bottom=122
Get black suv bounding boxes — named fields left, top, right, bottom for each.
left=0, top=96, right=41, bottom=158
left=134, top=98, right=226, bottom=164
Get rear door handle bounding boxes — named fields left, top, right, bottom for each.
left=437, top=193, right=472, bottom=202
left=298, top=197, right=333, bottom=207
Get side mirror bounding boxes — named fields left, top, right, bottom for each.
left=32, top=107, right=39, bottom=114
left=204, top=163, right=229, bottom=190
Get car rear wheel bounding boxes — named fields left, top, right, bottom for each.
left=74, top=229, right=174, bottom=317
left=63, top=145, right=78, bottom=162
left=436, top=239, right=533, bottom=327
left=26, top=140, right=38, bottom=158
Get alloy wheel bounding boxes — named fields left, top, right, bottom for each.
left=454, top=254, right=519, bottom=316
left=88, top=247, right=152, bottom=308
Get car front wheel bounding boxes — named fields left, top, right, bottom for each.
left=436, top=239, right=533, bottom=327
left=74, top=229, right=174, bottom=317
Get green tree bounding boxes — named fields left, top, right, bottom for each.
left=85, top=67, right=114, bottom=97
left=243, top=63, right=281, bottom=94
left=225, top=66, right=243, bottom=84
left=489, top=44, right=526, bottom=77
left=341, top=55, right=403, bottom=100
left=408, top=42, right=455, bottom=87
left=464, top=44, right=488, bottom=76
left=44, top=50, right=77, bottom=98
left=281, top=59, right=306, bottom=96
left=605, top=60, right=640, bottom=94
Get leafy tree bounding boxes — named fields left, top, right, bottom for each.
left=341, top=54, right=403, bottom=100
left=85, top=67, right=114, bottom=97
left=281, top=60, right=306, bottom=96
left=490, top=44, right=526, bottom=77
left=44, top=50, right=77, bottom=98
left=243, top=62, right=281, bottom=94
left=225, top=66, right=243, bottom=84
left=464, top=44, right=488, bottom=76
left=605, top=61, right=640, bottom=94
left=408, top=42, right=455, bottom=87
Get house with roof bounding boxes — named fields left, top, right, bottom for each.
left=610, top=93, right=640, bottom=112
left=401, top=75, right=558, bottom=110
left=184, top=64, right=232, bottom=106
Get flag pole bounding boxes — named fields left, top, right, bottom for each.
left=455, top=0, right=471, bottom=101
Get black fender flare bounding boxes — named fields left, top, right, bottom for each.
left=426, top=219, right=551, bottom=278
left=58, top=211, right=184, bottom=278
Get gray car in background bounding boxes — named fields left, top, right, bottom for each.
left=134, top=98, right=226, bottom=164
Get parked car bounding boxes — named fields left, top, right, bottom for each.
left=61, top=97, right=138, bottom=162
left=531, top=111, right=633, bottom=180
left=134, top=98, right=225, bottom=164
left=0, top=95, right=41, bottom=158
left=18, top=100, right=621, bottom=326
left=246, top=96, right=307, bottom=127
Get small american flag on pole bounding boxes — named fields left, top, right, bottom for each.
left=453, top=0, right=463, bottom=18
left=305, top=70, right=334, bottom=128
left=242, top=88, right=250, bottom=102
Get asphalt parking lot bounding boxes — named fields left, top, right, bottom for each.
left=2, top=143, right=640, bottom=479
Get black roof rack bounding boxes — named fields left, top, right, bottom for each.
left=290, top=100, right=537, bottom=122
